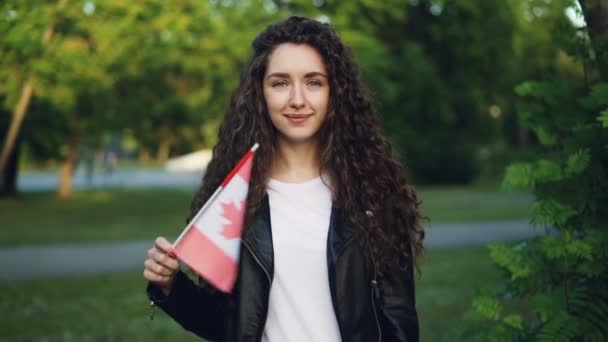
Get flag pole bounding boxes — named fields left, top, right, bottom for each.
left=173, top=143, right=259, bottom=247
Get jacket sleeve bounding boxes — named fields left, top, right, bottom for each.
left=146, top=270, right=227, bottom=340
left=379, top=254, right=419, bottom=342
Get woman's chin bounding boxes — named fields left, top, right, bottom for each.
left=277, top=132, right=320, bottom=145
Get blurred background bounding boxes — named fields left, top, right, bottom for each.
left=1, top=0, right=606, bottom=341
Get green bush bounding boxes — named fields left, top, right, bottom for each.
left=465, top=3, right=608, bottom=339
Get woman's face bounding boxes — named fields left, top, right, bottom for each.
left=263, top=43, right=329, bottom=145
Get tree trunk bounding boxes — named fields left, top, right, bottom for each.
left=0, top=0, right=68, bottom=172
left=1, top=137, right=21, bottom=197
left=138, top=148, right=151, bottom=165
left=58, top=136, right=78, bottom=199
left=0, top=77, right=34, bottom=172
left=517, top=127, right=530, bottom=149
left=156, top=140, right=171, bottom=162
left=579, top=0, right=608, bottom=80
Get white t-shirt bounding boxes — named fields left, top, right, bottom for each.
left=261, top=175, right=342, bottom=342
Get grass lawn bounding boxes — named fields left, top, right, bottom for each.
left=416, top=247, right=503, bottom=341
left=0, top=247, right=500, bottom=341
left=0, top=189, right=194, bottom=246
left=418, top=186, right=532, bottom=223
left=0, top=187, right=531, bottom=246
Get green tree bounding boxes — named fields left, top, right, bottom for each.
left=1, top=0, right=281, bottom=197
left=0, top=0, right=68, bottom=195
left=107, top=0, right=281, bottom=160
left=467, top=1, right=608, bottom=340
left=1, top=1, right=119, bottom=197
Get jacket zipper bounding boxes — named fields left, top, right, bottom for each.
left=242, top=240, right=271, bottom=342
left=149, top=300, right=156, bottom=320
left=371, top=279, right=382, bottom=342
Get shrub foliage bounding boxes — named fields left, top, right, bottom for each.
left=467, top=1, right=608, bottom=340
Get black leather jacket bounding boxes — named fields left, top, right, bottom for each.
left=147, top=195, right=419, bottom=341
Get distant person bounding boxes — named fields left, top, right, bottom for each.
left=81, top=145, right=95, bottom=184
left=143, top=16, right=424, bottom=341
left=103, top=150, right=117, bottom=175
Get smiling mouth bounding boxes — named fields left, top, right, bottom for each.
left=284, top=114, right=313, bottom=118
left=284, top=114, right=312, bottom=124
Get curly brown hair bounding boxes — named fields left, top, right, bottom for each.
left=188, top=16, right=425, bottom=279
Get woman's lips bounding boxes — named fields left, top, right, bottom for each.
left=284, top=114, right=312, bottom=124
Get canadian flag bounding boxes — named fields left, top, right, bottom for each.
left=173, top=143, right=258, bottom=293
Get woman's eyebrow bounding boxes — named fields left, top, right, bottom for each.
left=304, top=72, right=327, bottom=79
left=265, top=72, right=290, bottom=80
left=265, top=71, right=328, bottom=80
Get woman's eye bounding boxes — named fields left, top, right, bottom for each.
left=307, top=80, right=322, bottom=87
left=272, top=81, right=288, bottom=87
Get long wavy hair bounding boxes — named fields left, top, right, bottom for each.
left=188, top=16, right=424, bottom=279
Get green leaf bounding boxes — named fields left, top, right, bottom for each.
left=514, top=81, right=540, bottom=97
left=538, top=311, right=580, bottom=342
left=598, top=109, right=608, bottom=128
left=565, top=148, right=591, bottom=175
left=501, top=163, right=534, bottom=191
left=587, top=83, right=608, bottom=107
left=503, top=314, right=523, bottom=330
left=542, top=236, right=566, bottom=259
left=473, top=296, right=503, bottom=321
left=542, top=232, right=592, bottom=261
left=534, top=126, right=558, bottom=146
left=530, top=200, right=577, bottom=227
left=489, top=243, right=531, bottom=280
left=533, top=159, right=563, bottom=183
left=564, top=230, right=593, bottom=260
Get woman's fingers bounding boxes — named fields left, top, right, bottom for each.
left=143, top=268, right=171, bottom=283
left=144, top=258, right=174, bottom=277
left=154, top=236, right=175, bottom=255
left=142, top=236, right=180, bottom=286
left=147, top=247, right=180, bottom=271
left=143, top=237, right=180, bottom=295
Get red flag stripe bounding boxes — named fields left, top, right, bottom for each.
left=175, top=226, right=238, bottom=292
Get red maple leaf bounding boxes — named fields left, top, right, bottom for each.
left=220, top=200, right=245, bottom=239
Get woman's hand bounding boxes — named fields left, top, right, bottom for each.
left=143, top=237, right=180, bottom=296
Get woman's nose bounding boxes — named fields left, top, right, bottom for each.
left=289, top=84, right=305, bottom=109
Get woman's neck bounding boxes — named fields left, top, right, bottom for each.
left=270, top=139, right=321, bottom=183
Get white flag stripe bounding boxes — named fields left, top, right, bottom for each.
left=194, top=174, right=249, bottom=261
left=173, top=185, right=224, bottom=246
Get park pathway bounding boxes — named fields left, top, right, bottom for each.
left=1, top=219, right=552, bottom=282
left=18, top=169, right=202, bottom=192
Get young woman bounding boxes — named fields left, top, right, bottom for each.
left=143, top=16, right=424, bottom=342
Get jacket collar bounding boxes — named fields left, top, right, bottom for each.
left=242, top=194, right=355, bottom=279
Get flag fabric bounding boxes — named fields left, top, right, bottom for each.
left=173, top=143, right=258, bottom=293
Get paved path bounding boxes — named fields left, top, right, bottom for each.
left=18, top=169, right=202, bottom=192
left=0, top=220, right=552, bottom=282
